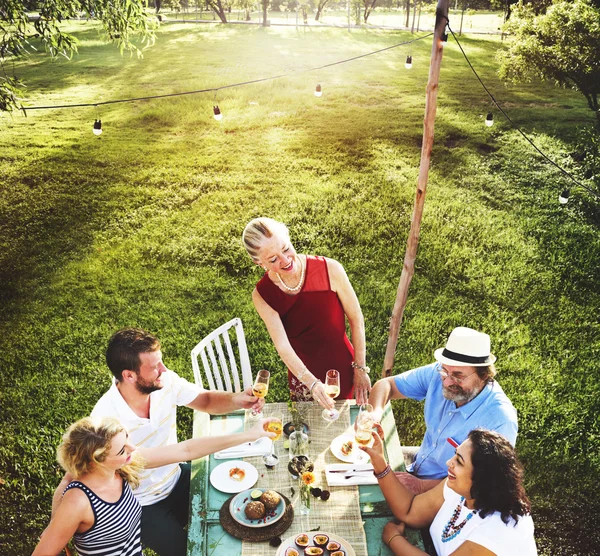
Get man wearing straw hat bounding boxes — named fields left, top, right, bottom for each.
left=369, top=326, right=518, bottom=495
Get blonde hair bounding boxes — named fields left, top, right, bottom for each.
left=57, top=417, right=143, bottom=489
left=241, top=217, right=290, bottom=262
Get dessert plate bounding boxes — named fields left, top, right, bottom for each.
left=330, top=433, right=370, bottom=464
left=209, top=460, right=258, bottom=493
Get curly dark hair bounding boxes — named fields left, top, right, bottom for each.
left=468, top=429, right=531, bottom=525
left=106, top=328, right=161, bottom=381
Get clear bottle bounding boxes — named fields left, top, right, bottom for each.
left=289, top=429, right=309, bottom=460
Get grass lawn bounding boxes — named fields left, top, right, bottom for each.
left=1, top=21, right=599, bottom=555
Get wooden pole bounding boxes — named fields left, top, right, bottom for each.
left=381, top=0, right=450, bottom=378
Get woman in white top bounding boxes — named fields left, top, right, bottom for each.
left=362, top=427, right=537, bottom=556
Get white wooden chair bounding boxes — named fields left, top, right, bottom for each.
left=191, top=318, right=253, bottom=393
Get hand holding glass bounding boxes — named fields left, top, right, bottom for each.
left=322, top=369, right=341, bottom=421
left=251, top=370, right=270, bottom=417
left=355, top=403, right=374, bottom=446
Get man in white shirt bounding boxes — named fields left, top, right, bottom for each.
left=55, top=327, right=264, bottom=556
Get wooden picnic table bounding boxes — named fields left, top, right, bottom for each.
left=187, top=401, right=424, bottom=555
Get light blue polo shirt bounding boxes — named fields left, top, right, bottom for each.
left=394, top=362, right=518, bottom=479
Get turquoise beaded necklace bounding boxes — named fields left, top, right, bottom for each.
left=441, top=496, right=478, bottom=543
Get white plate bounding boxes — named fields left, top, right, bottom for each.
left=229, top=488, right=286, bottom=528
left=275, top=531, right=356, bottom=556
left=209, top=460, right=258, bottom=493
left=330, top=433, right=371, bottom=464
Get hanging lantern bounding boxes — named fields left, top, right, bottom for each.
left=441, top=29, right=448, bottom=46
left=405, top=55, right=413, bottom=70
left=558, top=189, right=570, bottom=204
left=485, top=112, right=494, bottom=127
left=93, top=119, right=102, bottom=136
left=314, top=84, right=322, bottom=97
left=213, top=105, right=223, bottom=121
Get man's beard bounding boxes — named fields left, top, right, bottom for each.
left=134, top=377, right=162, bottom=395
left=442, top=384, right=482, bottom=405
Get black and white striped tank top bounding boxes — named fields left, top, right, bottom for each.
left=64, top=479, right=142, bottom=556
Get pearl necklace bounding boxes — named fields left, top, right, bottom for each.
left=441, top=497, right=478, bottom=543
left=276, top=256, right=305, bottom=293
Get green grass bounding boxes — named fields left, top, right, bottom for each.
left=1, top=21, right=599, bottom=554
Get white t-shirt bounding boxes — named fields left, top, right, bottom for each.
left=430, top=481, right=537, bottom=556
left=91, top=369, right=202, bottom=506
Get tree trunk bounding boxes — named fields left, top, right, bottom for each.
left=405, top=0, right=410, bottom=27
left=382, top=0, right=450, bottom=378
left=315, top=6, right=322, bottom=20
left=459, top=7, right=465, bottom=35
left=411, top=0, right=417, bottom=33
left=262, top=0, right=268, bottom=25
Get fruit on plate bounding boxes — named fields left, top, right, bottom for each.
left=244, top=501, right=265, bottom=520
left=294, top=533, right=310, bottom=547
left=313, top=534, right=329, bottom=547
left=250, top=489, right=263, bottom=500
left=284, top=548, right=300, bottom=556
left=330, top=551, right=346, bottom=556
left=260, top=490, right=281, bottom=511
left=304, top=548, right=324, bottom=555
left=326, top=541, right=341, bottom=552
left=341, top=440, right=354, bottom=456
left=228, top=467, right=246, bottom=481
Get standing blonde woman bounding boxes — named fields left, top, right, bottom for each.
left=242, top=217, right=371, bottom=407
left=33, top=416, right=276, bottom=556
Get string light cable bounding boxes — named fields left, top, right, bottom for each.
left=447, top=24, right=599, bottom=201
left=22, top=33, right=433, bottom=113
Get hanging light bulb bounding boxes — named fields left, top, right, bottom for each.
left=485, top=112, right=494, bottom=127
left=213, top=105, right=222, bottom=121
left=93, top=119, right=102, bottom=136
left=405, top=55, right=413, bottom=69
left=558, top=189, right=570, bottom=204
left=314, top=84, right=322, bottom=97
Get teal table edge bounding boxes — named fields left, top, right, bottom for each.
left=187, top=404, right=424, bottom=555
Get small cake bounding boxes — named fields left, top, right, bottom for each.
left=341, top=440, right=354, bottom=456
left=260, top=490, right=281, bottom=511
left=229, top=467, right=246, bottom=481
left=244, top=501, right=265, bottom=520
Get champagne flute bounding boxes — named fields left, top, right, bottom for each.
left=322, top=369, right=341, bottom=421
left=251, top=369, right=270, bottom=418
left=355, top=403, right=374, bottom=447
left=263, top=413, right=282, bottom=468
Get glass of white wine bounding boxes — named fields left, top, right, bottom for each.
left=263, top=413, right=283, bottom=468
left=251, top=369, right=270, bottom=418
left=322, top=369, right=341, bottom=421
left=355, top=403, right=374, bottom=447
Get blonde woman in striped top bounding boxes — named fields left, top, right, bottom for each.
left=33, top=416, right=276, bottom=556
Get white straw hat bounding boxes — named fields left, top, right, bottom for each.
left=434, top=327, right=496, bottom=367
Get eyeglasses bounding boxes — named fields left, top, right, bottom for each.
left=437, top=368, right=478, bottom=385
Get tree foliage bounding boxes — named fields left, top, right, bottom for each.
left=0, top=0, right=156, bottom=112
left=498, top=0, right=600, bottom=127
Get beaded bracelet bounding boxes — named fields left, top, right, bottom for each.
left=351, top=362, right=371, bottom=374
left=373, top=464, right=392, bottom=480
left=387, top=533, right=403, bottom=547
left=296, top=366, right=309, bottom=381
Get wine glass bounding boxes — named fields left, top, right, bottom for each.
left=263, top=413, right=282, bottom=468
left=355, top=403, right=374, bottom=447
left=322, top=369, right=341, bottom=421
left=251, top=369, right=270, bottom=418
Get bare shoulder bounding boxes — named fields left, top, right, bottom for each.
left=61, top=484, right=91, bottom=509
left=450, top=541, right=496, bottom=556
left=324, top=257, right=349, bottom=287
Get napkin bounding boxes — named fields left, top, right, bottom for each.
left=325, top=463, right=378, bottom=486
left=214, top=437, right=273, bottom=459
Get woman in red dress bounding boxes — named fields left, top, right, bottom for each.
left=242, top=217, right=371, bottom=408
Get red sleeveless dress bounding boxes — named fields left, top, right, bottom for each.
left=256, top=255, right=355, bottom=400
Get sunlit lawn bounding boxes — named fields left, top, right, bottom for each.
left=1, top=21, right=598, bottom=554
